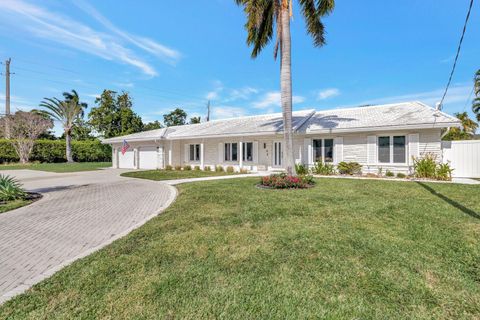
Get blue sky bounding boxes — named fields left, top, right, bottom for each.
left=0, top=0, right=479, bottom=134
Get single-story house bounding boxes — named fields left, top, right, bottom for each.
left=102, top=101, right=461, bottom=174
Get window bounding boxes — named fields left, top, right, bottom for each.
left=189, top=144, right=200, bottom=161
left=378, top=136, right=390, bottom=163
left=242, top=142, right=253, bottom=161
left=312, top=139, right=334, bottom=163
left=393, top=136, right=406, bottom=163
left=378, top=136, right=406, bottom=164
left=224, top=143, right=238, bottom=161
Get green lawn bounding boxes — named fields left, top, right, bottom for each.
left=0, top=162, right=112, bottom=173
left=121, top=169, right=240, bottom=180
left=1, top=178, right=479, bottom=319
left=0, top=199, right=32, bottom=214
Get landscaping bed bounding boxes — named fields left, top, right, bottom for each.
left=1, top=178, right=479, bottom=319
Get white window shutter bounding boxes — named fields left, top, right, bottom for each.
left=367, top=135, right=377, bottom=164
left=184, top=144, right=189, bottom=162
left=253, top=141, right=259, bottom=163
left=408, top=133, right=419, bottom=165
left=218, top=143, right=223, bottom=163
left=334, top=137, right=343, bottom=164
left=303, top=138, right=312, bottom=165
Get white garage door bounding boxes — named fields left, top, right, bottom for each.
left=118, top=149, right=135, bottom=169
left=139, top=146, right=158, bottom=169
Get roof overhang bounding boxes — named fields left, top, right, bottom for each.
left=304, top=122, right=462, bottom=135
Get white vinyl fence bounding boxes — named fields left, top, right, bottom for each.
left=442, top=140, right=480, bottom=178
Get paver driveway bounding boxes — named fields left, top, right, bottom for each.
left=0, top=169, right=176, bottom=303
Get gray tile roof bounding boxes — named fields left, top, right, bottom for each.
left=103, top=101, right=460, bottom=143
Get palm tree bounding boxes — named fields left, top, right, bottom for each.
left=235, top=0, right=335, bottom=174
left=40, top=90, right=87, bottom=162
left=473, top=69, right=480, bottom=122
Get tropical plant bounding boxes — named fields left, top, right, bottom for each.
left=337, top=162, right=362, bottom=175
left=473, top=69, right=480, bottom=122
left=442, top=112, right=478, bottom=140
left=312, top=161, right=335, bottom=175
left=0, top=174, right=26, bottom=202
left=413, top=154, right=437, bottom=179
left=436, top=163, right=453, bottom=181
left=40, top=90, right=87, bottom=162
left=190, top=116, right=201, bottom=124
left=204, top=165, right=211, bottom=171
left=235, top=0, right=335, bottom=175
left=226, top=166, right=235, bottom=173
left=295, top=163, right=309, bottom=175
left=385, top=170, right=395, bottom=177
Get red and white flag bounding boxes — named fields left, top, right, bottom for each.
left=121, top=140, right=130, bottom=155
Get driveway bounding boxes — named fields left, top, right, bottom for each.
left=0, top=169, right=176, bottom=303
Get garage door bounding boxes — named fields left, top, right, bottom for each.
left=118, top=149, right=135, bottom=169
left=139, top=146, right=158, bottom=169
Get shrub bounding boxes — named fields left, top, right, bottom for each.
left=385, top=170, right=394, bottom=177
left=0, top=174, right=26, bottom=202
left=413, top=154, right=438, bottom=179
left=194, top=165, right=201, bottom=171
left=396, top=172, right=406, bottom=179
left=436, top=163, right=453, bottom=181
left=295, top=163, right=309, bottom=175
left=312, top=162, right=336, bottom=175
left=165, top=165, right=173, bottom=171
left=175, top=165, right=182, bottom=171
left=184, top=165, right=192, bottom=171
left=226, top=166, right=235, bottom=173
left=215, top=165, right=224, bottom=172
left=240, top=168, right=249, bottom=174
left=337, top=162, right=362, bottom=175
left=0, top=139, right=111, bottom=163
left=260, top=173, right=315, bottom=189
left=204, top=166, right=211, bottom=172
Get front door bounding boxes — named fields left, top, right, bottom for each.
left=273, top=141, right=282, bottom=167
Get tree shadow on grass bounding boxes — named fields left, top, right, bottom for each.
left=416, top=182, right=480, bottom=220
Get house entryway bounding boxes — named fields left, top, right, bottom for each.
left=273, top=141, right=283, bottom=168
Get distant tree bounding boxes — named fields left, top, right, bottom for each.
left=473, top=69, right=480, bottom=122
left=189, top=116, right=201, bottom=124
left=235, top=0, right=335, bottom=175
left=163, top=108, right=187, bottom=127
left=442, top=112, right=478, bottom=141
left=40, top=90, right=87, bottom=162
left=60, top=119, right=94, bottom=141
left=143, top=120, right=163, bottom=131
left=88, top=90, right=144, bottom=138
left=30, top=109, right=57, bottom=140
left=0, top=111, right=53, bottom=163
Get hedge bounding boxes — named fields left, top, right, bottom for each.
left=0, top=139, right=112, bottom=163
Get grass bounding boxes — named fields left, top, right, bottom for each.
left=0, top=199, right=32, bottom=214
left=1, top=178, right=479, bottom=319
left=0, top=162, right=112, bottom=173
left=121, top=169, right=240, bottom=180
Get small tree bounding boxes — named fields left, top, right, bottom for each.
left=190, top=116, right=201, bottom=124
left=163, top=108, right=187, bottom=126
left=0, top=111, right=53, bottom=163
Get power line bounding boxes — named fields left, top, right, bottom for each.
left=439, top=0, right=474, bottom=108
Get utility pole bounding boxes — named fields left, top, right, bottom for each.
left=206, top=100, right=210, bottom=122
left=4, top=58, right=11, bottom=138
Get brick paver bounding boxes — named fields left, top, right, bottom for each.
left=0, top=169, right=176, bottom=303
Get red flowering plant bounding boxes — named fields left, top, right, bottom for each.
left=260, top=173, right=315, bottom=189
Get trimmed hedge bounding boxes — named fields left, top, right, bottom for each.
left=0, top=139, right=111, bottom=163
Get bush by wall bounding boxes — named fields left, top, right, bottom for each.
left=0, top=139, right=111, bottom=163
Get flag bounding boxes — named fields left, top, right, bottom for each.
left=121, top=140, right=130, bottom=155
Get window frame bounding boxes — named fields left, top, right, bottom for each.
left=189, top=144, right=201, bottom=162
left=312, top=138, right=334, bottom=163
left=377, top=135, right=407, bottom=164
left=224, top=142, right=238, bottom=162
left=242, top=142, right=254, bottom=162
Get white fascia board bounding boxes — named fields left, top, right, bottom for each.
left=305, top=122, right=461, bottom=135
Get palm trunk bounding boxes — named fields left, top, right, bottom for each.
left=280, top=3, right=296, bottom=175
left=65, top=130, right=73, bottom=163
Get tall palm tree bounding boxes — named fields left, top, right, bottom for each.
left=473, top=69, right=480, bottom=122
left=235, top=0, right=335, bottom=174
left=40, top=90, right=87, bottom=162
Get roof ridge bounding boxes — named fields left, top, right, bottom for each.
left=316, top=101, right=419, bottom=114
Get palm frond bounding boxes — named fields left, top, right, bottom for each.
left=474, top=69, right=480, bottom=96
left=298, top=0, right=334, bottom=47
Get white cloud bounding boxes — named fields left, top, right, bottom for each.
left=317, top=88, right=340, bottom=100
left=205, top=80, right=224, bottom=100
left=0, top=0, right=182, bottom=77
left=212, top=106, right=247, bottom=119
left=72, top=0, right=181, bottom=65
left=253, top=91, right=305, bottom=109
left=225, top=87, right=259, bottom=102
